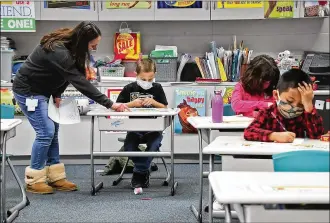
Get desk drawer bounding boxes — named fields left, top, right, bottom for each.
left=243, top=205, right=330, bottom=223
left=222, top=155, right=273, bottom=172
left=97, top=116, right=169, bottom=131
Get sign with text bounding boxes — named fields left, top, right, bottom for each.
left=217, top=1, right=263, bottom=9
left=106, top=1, right=152, bottom=9
left=0, top=1, right=36, bottom=32
left=264, top=0, right=294, bottom=18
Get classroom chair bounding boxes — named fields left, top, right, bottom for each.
left=272, top=150, right=330, bottom=172
left=223, top=104, right=236, bottom=116
left=112, top=136, right=170, bottom=186
left=0, top=105, right=30, bottom=222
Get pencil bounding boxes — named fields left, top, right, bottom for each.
left=271, top=112, right=287, bottom=132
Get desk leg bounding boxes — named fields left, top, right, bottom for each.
left=209, top=154, right=214, bottom=223
left=1, top=132, right=7, bottom=223
left=170, top=116, right=178, bottom=196
left=190, top=129, right=203, bottom=223
left=7, top=158, right=29, bottom=216
left=90, top=116, right=103, bottom=196
left=224, top=205, right=232, bottom=223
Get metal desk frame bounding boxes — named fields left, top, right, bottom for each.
left=204, top=137, right=330, bottom=223
left=87, top=108, right=179, bottom=196
left=188, top=117, right=252, bottom=223
left=1, top=119, right=29, bottom=223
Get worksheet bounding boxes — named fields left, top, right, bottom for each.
left=48, top=96, right=80, bottom=124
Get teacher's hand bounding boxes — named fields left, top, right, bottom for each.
left=111, top=103, right=130, bottom=112
left=55, top=97, right=62, bottom=108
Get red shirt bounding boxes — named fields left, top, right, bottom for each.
left=244, top=104, right=325, bottom=142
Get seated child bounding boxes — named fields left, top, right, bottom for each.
left=231, top=55, right=280, bottom=117
left=244, top=69, right=325, bottom=142
left=116, top=58, right=168, bottom=188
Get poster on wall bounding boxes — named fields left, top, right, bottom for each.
left=217, top=0, right=263, bottom=9
left=107, top=88, right=122, bottom=102
left=0, top=1, right=36, bottom=32
left=106, top=1, right=152, bottom=9
left=44, top=1, right=91, bottom=9
left=174, top=88, right=206, bottom=134
left=303, top=1, right=329, bottom=17
left=157, top=1, right=203, bottom=9
left=264, top=0, right=294, bottom=18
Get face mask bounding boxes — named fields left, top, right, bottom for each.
left=263, top=81, right=270, bottom=89
left=137, top=79, right=153, bottom=90
left=276, top=91, right=304, bottom=119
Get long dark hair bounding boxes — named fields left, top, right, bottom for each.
left=40, top=21, right=101, bottom=74
left=240, top=54, right=280, bottom=96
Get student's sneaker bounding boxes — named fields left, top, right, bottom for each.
left=213, top=200, right=224, bottom=211
left=131, top=171, right=150, bottom=188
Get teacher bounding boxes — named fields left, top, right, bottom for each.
left=13, top=21, right=128, bottom=194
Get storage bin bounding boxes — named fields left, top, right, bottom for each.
left=98, top=65, right=125, bottom=78
left=1, top=49, right=14, bottom=82
left=122, top=60, right=137, bottom=77
left=150, top=57, right=178, bottom=82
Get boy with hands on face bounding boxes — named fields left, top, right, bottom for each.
left=244, top=69, right=325, bottom=143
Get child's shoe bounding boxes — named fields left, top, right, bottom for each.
left=213, top=200, right=224, bottom=211
left=131, top=171, right=150, bottom=188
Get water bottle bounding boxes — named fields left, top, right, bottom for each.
left=212, top=90, right=224, bottom=123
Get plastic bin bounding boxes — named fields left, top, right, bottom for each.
left=1, top=49, right=14, bottom=82
left=122, top=60, right=137, bottom=77
left=0, top=105, right=15, bottom=119
left=150, top=57, right=178, bottom=82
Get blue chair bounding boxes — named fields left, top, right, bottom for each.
left=0, top=104, right=15, bottom=119
left=223, top=104, right=236, bottom=116
left=272, top=150, right=330, bottom=172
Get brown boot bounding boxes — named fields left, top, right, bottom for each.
left=47, top=163, right=78, bottom=191
left=25, top=166, right=54, bottom=194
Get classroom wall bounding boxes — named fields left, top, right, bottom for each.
left=3, top=17, right=329, bottom=58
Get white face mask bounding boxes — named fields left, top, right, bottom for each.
left=137, top=79, right=153, bottom=90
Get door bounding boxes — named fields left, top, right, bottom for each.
left=98, top=1, right=155, bottom=21
left=211, top=0, right=265, bottom=20
left=155, top=0, right=210, bottom=21
left=40, top=0, right=98, bottom=21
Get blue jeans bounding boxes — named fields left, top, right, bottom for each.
left=124, top=131, right=163, bottom=173
left=14, top=93, right=60, bottom=170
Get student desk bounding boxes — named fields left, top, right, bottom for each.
left=1, top=119, right=29, bottom=223
left=204, top=136, right=330, bottom=222
left=86, top=107, right=180, bottom=196
left=209, top=171, right=330, bottom=223
left=187, top=116, right=253, bottom=222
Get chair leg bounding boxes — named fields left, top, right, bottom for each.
left=161, top=157, right=170, bottom=186
left=7, top=157, right=30, bottom=216
left=112, top=158, right=130, bottom=186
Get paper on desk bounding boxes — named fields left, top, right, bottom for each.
left=292, top=138, right=305, bottom=145
left=48, top=96, right=80, bottom=124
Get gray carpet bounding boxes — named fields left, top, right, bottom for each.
left=5, top=163, right=229, bottom=223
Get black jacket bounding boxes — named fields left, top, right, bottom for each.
left=13, top=44, right=113, bottom=108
